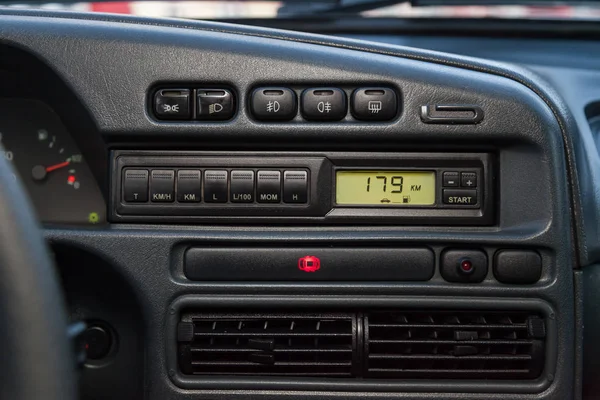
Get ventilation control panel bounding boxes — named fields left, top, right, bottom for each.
left=111, top=151, right=494, bottom=224
left=175, top=310, right=547, bottom=380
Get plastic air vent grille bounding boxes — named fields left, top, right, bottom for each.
left=178, top=312, right=355, bottom=376
left=365, top=311, right=546, bottom=379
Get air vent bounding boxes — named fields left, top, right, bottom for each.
left=365, top=311, right=546, bottom=380
left=178, top=312, right=355, bottom=376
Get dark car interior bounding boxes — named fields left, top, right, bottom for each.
left=0, top=1, right=598, bottom=399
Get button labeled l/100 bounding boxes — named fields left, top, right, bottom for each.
left=230, top=170, right=255, bottom=203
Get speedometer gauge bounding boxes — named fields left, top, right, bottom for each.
left=0, top=99, right=106, bottom=225
left=29, top=132, right=84, bottom=189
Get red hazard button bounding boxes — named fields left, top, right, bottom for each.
left=298, top=256, right=321, bottom=272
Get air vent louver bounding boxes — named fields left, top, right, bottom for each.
left=178, top=312, right=355, bottom=376
left=365, top=311, right=546, bottom=379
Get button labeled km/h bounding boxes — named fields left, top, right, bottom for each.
left=257, top=171, right=281, bottom=203
left=150, top=170, right=175, bottom=202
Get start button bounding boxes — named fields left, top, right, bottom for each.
left=443, top=189, right=477, bottom=205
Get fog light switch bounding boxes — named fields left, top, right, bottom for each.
left=301, top=88, right=347, bottom=121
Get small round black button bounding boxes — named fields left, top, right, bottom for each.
left=458, top=258, right=475, bottom=275
left=83, top=325, right=112, bottom=360
left=441, top=249, right=487, bottom=283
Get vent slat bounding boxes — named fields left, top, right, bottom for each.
left=368, top=369, right=531, bottom=374
left=189, top=371, right=352, bottom=376
left=369, top=339, right=532, bottom=345
left=191, top=361, right=352, bottom=367
left=192, top=332, right=351, bottom=337
left=365, top=311, right=545, bottom=380
left=179, top=312, right=354, bottom=377
left=190, top=348, right=351, bottom=353
left=369, top=354, right=532, bottom=361
left=369, top=324, right=527, bottom=329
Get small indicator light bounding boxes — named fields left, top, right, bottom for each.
left=459, top=259, right=474, bottom=274
left=298, top=256, right=321, bottom=272
left=88, top=212, right=100, bottom=224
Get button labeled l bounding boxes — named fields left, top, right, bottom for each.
left=204, top=170, right=228, bottom=203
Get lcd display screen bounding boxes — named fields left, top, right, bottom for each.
left=336, top=170, right=436, bottom=206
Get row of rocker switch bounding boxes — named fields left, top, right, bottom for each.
left=123, top=169, right=308, bottom=204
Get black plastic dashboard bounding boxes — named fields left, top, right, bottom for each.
left=0, top=8, right=596, bottom=400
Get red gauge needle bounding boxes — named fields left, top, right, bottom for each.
left=45, top=160, right=70, bottom=172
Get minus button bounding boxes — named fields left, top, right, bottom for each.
left=443, top=171, right=460, bottom=187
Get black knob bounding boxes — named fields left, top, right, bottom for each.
left=83, top=325, right=112, bottom=360
left=441, top=249, right=488, bottom=283
left=458, top=258, right=475, bottom=275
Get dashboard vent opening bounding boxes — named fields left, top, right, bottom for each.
left=178, top=312, right=356, bottom=377
left=364, top=311, right=546, bottom=380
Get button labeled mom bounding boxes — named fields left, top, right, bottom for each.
left=257, top=171, right=281, bottom=203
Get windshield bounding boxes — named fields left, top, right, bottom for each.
left=2, top=0, right=599, bottom=22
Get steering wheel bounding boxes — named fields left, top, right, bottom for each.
left=0, top=156, right=77, bottom=399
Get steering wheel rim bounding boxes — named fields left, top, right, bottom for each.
left=0, top=154, right=77, bottom=399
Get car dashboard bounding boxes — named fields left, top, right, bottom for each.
left=0, top=8, right=597, bottom=400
